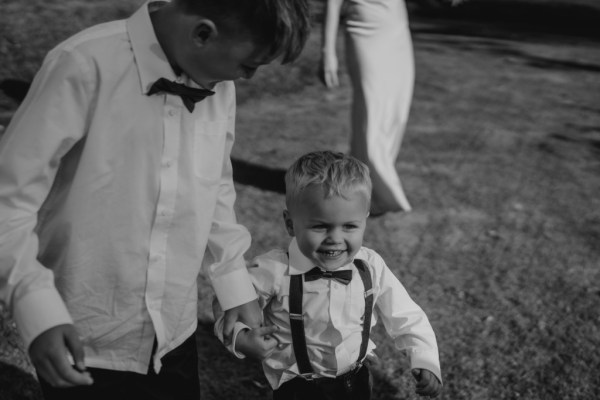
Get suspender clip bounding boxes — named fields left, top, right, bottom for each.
left=299, top=372, right=316, bottom=381
left=289, top=312, right=303, bottom=320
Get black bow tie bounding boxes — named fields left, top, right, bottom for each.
left=147, top=77, right=215, bottom=112
left=304, top=267, right=353, bottom=285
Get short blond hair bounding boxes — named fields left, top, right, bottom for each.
left=285, top=151, right=372, bottom=208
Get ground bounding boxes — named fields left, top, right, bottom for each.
left=1, top=1, right=599, bottom=399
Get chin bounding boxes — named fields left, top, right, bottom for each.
left=320, top=259, right=351, bottom=271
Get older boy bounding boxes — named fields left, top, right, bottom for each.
left=215, top=151, right=442, bottom=399
left=0, top=1, right=309, bottom=399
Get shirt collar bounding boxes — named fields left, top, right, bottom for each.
left=127, top=1, right=177, bottom=95
left=287, top=238, right=366, bottom=276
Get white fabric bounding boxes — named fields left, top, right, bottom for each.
left=344, top=0, right=414, bottom=212
left=215, top=238, right=441, bottom=389
left=0, top=1, right=256, bottom=374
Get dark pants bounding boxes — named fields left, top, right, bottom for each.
left=273, top=364, right=372, bottom=400
left=39, top=333, right=200, bottom=400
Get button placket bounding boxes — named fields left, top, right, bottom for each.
left=145, top=100, right=182, bottom=352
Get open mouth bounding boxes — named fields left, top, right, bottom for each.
left=318, top=250, right=345, bottom=258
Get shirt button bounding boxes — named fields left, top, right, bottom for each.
left=168, top=109, right=176, bottom=117
left=162, top=160, right=172, bottom=168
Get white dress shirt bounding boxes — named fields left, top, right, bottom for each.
left=0, top=1, right=256, bottom=374
left=216, top=238, right=441, bottom=389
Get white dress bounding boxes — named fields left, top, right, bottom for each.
left=343, top=0, right=414, bottom=213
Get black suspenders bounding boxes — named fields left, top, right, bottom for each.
left=289, top=259, right=374, bottom=376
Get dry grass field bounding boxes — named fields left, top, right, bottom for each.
left=1, top=0, right=599, bottom=399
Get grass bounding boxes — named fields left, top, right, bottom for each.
left=1, top=0, right=600, bottom=399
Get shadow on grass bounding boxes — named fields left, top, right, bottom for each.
left=410, top=0, right=600, bottom=42
left=231, top=158, right=286, bottom=194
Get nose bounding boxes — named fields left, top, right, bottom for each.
left=326, top=227, right=343, bottom=243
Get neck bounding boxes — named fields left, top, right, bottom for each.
left=150, top=4, right=183, bottom=76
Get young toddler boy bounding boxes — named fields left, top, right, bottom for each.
left=214, top=150, right=442, bottom=399
left=0, top=1, right=309, bottom=399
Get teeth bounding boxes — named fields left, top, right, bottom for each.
left=321, top=250, right=343, bottom=257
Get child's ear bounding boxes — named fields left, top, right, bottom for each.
left=283, top=210, right=295, bottom=237
left=192, top=19, right=218, bottom=45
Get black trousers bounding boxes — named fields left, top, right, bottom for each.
left=39, top=333, right=200, bottom=400
left=273, top=364, right=372, bottom=400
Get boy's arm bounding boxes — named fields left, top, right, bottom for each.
left=203, top=89, right=259, bottom=338
left=371, top=255, right=442, bottom=384
left=0, top=48, right=93, bottom=385
left=212, top=256, right=280, bottom=359
left=213, top=300, right=278, bottom=361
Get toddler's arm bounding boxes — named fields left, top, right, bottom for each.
left=412, top=368, right=442, bottom=397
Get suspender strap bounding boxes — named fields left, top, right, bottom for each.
left=289, top=274, right=314, bottom=374
left=353, top=259, right=373, bottom=364
left=288, top=259, right=375, bottom=375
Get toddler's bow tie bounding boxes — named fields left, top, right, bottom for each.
left=148, top=77, right=215, bottom=112
left=304, top=267, right=353, bottom=285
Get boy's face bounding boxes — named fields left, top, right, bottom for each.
left=179, top=21, right=276, bottom=89
left=284, top=186, right=369, bottom=272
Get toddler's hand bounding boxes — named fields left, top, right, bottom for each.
left=412, top=368, right=442, bottom=397
left=28, top=324, right=94, bottom=388
left=235, top=325, right=280, bottom=360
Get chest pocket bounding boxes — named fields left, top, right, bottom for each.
left=193, top=120, right=228, bottom=182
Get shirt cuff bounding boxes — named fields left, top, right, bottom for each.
left=13, top=288, right=73, bottom=350
left=213, top=313, right=249, bottom=359
left=212, top=268, right=257, bottom=310
left=231, top=322, right=250, bottom=359
left=409, top=349, right=443, bottom=384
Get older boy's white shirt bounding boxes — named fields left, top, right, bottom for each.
left=0, top=1, right=255, bottom=374
left=217, top=238, right=442, bottom=389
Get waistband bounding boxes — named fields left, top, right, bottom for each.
left=298, top=362, right=366, bottom=382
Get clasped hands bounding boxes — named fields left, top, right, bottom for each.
left=232, top=321, right=442, bottom=398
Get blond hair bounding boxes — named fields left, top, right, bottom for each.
left=285, top=151, right=372, bottom=207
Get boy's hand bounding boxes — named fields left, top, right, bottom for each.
left=235, top=326, right=280, bottom=360
left=412, top=369, right=442, bottom=397
left=222, top=299, right=262, bottom=346
left=28, top=324, right=94, bottom=388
